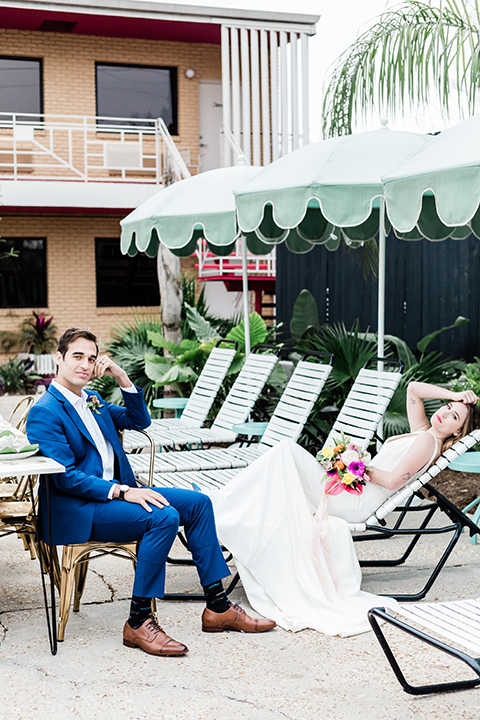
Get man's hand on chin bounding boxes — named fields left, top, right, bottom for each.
left=94, top=355, right=132, bottom=388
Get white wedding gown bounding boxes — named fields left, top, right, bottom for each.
left=210, top=433, right=437, bottom=636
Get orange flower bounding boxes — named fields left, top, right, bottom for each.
left=334, top=460, right=345, bottom=471
left=334, top=444, right=345, bottom=453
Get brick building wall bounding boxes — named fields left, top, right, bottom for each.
left=0, top=27, right=217, bottom=353
left=0, top=27, right=221, bottom=157
left=0, top=214, right=196, bottom=353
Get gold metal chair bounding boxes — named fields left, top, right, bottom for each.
left=55, top=540, right=143, bottom=642
left=8, top=395, right=35, bottom=433
left=0, top=495, right=37, bottom=559
left=46, top=429, right=157, bottom=642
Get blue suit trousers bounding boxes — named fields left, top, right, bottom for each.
left=90, top=488, right=230, bottom=598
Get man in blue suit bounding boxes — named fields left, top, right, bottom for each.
left=27, top=327, right=275, bottom=656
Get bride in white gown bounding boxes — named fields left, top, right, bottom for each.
left=210, top=382, right=480, bottom=636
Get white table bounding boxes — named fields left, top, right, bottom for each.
left=0, top=454, right=64, bottom=479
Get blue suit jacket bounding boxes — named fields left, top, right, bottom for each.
left=26, top=383, right=151, bottom=545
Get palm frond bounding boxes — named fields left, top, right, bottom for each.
left=322, top=0, right=480, bottom=137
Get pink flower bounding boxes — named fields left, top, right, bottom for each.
left=348, top=460, right=366, bottom=477
left=325, top=478, right=344, bottom=495
left=347, top=443, right=357, bottom=451
left=344, top=483, right=364, bottom=495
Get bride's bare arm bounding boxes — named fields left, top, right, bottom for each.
left=368, top=432, right=438, bottom=491
left=406, top=382, right=478, bottom=433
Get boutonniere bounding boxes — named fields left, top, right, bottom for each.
left=86, top=395, right=104, bottom=414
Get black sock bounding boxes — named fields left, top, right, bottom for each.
left=128, top=595, right=152, bottom=629
left=203, top=580, right=231, bottom=613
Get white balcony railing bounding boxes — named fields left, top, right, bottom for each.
left=0, top=112, right=192, bottom=184
left=195, top=239, right=276, bottom=279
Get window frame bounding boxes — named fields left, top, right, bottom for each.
left=0, top=237, right=47, bottom=309
left=95, top=61, right=178, bottom=135
left=0, top=55, right=44, bottom=122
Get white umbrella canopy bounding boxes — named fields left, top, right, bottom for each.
left=382, top=113, right=480, bottom=240
left=234, top=126, right=430, bottom=358
left=120, top=165, right=264, bottom=355
left=235, top=126, right=430, bottom=252
left=120, top=164, right=263, bottom=258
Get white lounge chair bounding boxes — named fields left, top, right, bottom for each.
left=127, top=352, right=333, bottom=478
left=140, top=358, right=403, bottom=490
left=123, top=340, right=237, bottom=451
left=368, top=598, right=480, bottom=694
left=350, top=428, right=480, bottom=601
left=127, top=345, right=280, bottom=464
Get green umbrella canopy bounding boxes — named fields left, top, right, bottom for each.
left=234, top=127, right=432, bottom=252
left=120, top=165, right=263, bottom=259
left=382, top=113, right=480, bottom=240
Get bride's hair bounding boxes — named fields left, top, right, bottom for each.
left=441, top=403, right=480, bottom=454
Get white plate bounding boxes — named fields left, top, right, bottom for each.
left=0, top=448, right=39, bottom=461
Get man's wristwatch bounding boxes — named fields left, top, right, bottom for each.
left=118, top=485, right=130, bottom=500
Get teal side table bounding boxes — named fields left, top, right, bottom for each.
left=233, top=421, right=269, bottom=445
left=153, top=397, right=189, bottom=419
left=448, top=452, right=480, bottom=544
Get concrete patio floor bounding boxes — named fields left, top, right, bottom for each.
left=1, top=523, right=479, bottom=720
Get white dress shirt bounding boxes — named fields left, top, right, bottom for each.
left=51, top=379, right=136, bottom=499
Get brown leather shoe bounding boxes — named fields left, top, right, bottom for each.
left=123, top=617, right=188, bottom=656
left=202, top=603, right=276, bottom=633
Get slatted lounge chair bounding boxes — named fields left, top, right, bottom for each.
left=127, top=345, right=280, bottom=466
left=123, top=339, right=237, bottom=451
left=139, top=357, right=403, bottom=490
left=127, top=352, right=333, bottom=478
left=351, top=429, right=480, bottom=601
left=368, top=598, right=480, bottom=694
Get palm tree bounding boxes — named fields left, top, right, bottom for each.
left=322, top=0, right=480, bottom=137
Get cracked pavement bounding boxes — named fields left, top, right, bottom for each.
left=1, top=526, right=480, bottom=720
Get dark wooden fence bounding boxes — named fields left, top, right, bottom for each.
left=276, top=233, right=480, bottom=361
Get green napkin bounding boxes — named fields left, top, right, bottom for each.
left=0, top=443, right=39, bottom=455
left=19, top=444, right=39, bottom=453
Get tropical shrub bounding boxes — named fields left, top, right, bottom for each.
left=181, top=275, right=240, bottom=340
left=20, top=311, right=57, bottom=354
left=145, top=305, right=286, bottom=421
left=450, top=358, right=480, bottom=397
left=0, top=357, right=40, bottom=395
left=145, top=305, right=270, bottom=393
left=289, top=289, right=469, bottom=444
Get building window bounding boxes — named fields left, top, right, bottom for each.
left=95, top=238, right=160, bottom=307
left=95, top=63, right=178, bottom=133
left=0, top=56, right=43, bottom=120
left=0, top=238, right=47, bottom=308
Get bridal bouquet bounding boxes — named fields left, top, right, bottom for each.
left=317, top=433, right=371, bottom=495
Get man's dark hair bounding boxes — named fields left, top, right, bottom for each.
left=57, top=327, right=99, bottom=358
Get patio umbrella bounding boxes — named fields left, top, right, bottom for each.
left=382, top=113, right=480, bottom=240
left=234, top=125, right=430, bottom=357
left=120, top=164, right=263, bottom=354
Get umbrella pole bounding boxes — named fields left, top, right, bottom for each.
left=377, top=197, right=386, bottom=445
left=378, top=197, right=386, bottom=361
left=241, top=236, right=251, bottom=355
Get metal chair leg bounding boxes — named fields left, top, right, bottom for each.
left=73, top=554, right=90, bottom=612
left=58, top=545, right=82, bottom=642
